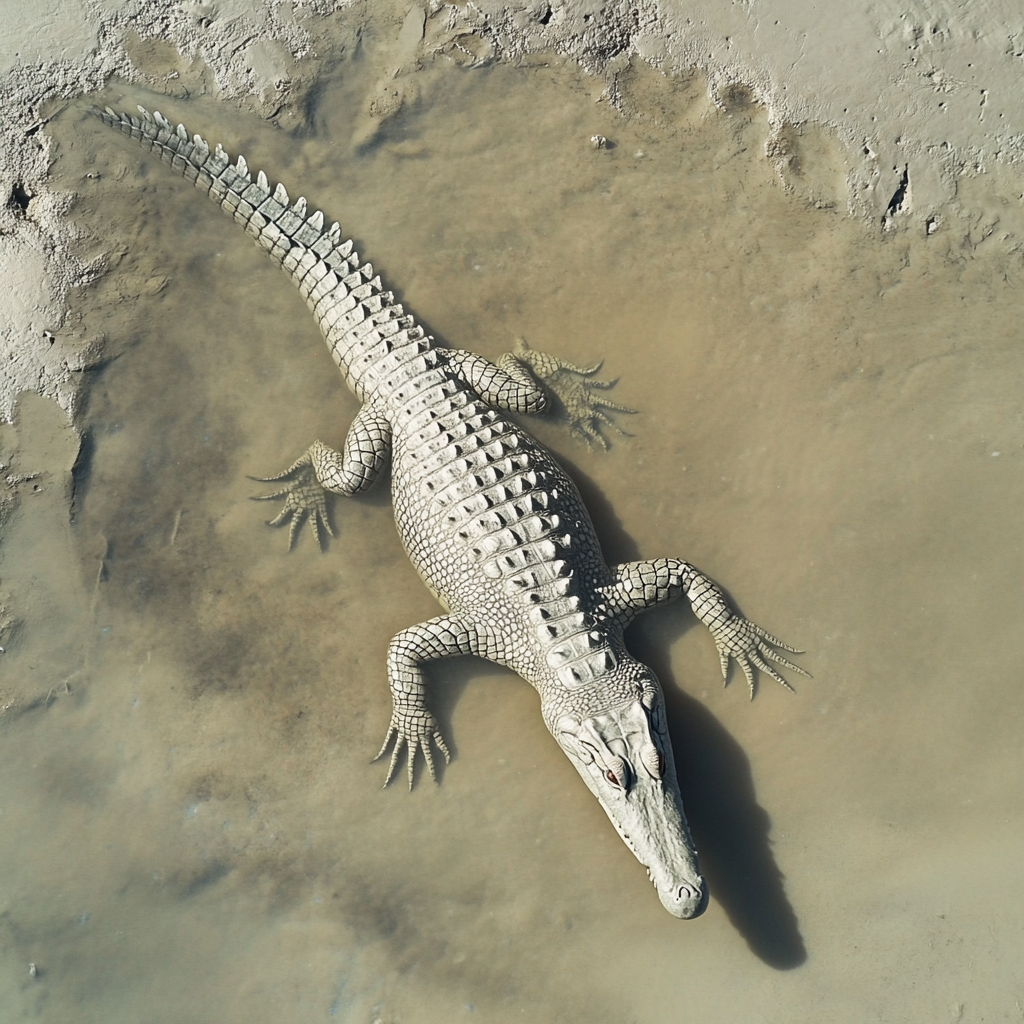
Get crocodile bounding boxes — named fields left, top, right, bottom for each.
left=96, top=103, right=807, bottom=919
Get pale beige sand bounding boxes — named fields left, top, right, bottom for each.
left=2, top=4, right=1024, bottom=1022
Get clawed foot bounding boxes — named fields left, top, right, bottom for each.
left=373, top=709, right=451, bottom=790
left=711, top=616, right=810, bottom=698
left=513, top=338, right=636, bottom=449
left=250, top=442, right=335, bottom=550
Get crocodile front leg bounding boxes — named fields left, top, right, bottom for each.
left=375, top=616, right=483, bottom=789
left=251, top=404, right=391, bottom=548
left=599, top=558, right=809, bottom=697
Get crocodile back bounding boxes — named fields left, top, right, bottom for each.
left=386, top=363, right=622, bottom=703
left=98, top=104, right=626, bottom=709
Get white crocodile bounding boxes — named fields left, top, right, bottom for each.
left=97, top=104, right=807, bottom=918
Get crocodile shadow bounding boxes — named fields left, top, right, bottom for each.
left=562, top=453, right=807, bottom=970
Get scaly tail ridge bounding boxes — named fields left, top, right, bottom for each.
left=96, top=105, right=432, bottom=394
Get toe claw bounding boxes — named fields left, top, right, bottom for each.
left=250, top=484, right=291, bottom=501
left=434, top=732, right=451, bottom=764
left=266, top=506, right=291, bottom=528
left=373, top=726, right=396, bottom=763
left=749, top=650, right=794, bottom=692
left=286, top=509, right=307, bottom=550
left=422, top=742, right=437, bottom=784
left=385, top=738, right=404, bottom=789
left=755, top=626, right=803, bottom=654
left=760, top=644, right=811, bottom=678
left=739, top=658, right=756, bottom=699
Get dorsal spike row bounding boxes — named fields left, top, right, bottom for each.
left=176, top=123, right=188, bottom=141
left=257, top=170, right=269, bottom=190
left=215, top=143, right=227, bottom=158
left=293, top=196, right=307, bottom=217
left=274, top=182, right=289, bottom=204
left=329, top=222, right=341, bottom=241
left=308, top=210, right=324, bottom=230
left=154, top=111, right=171, bottom=130
left=236, top=154, right=248, bottom=176
left=136, top=105, right=153, bottom=123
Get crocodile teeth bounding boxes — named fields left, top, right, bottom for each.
left=274, top=182, right=288, bottom=204
left=176, top=123, right=188, bottom=141
left=257, top=169, right=269, bottom=190
left=293, top=196, right=307, bottom=217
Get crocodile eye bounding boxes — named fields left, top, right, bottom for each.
left=604, top=768, right=621, bottom=787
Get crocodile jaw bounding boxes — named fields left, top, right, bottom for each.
left=553, top=699, right=707, bottom=919
left=581, top=758, right=707, bottom=919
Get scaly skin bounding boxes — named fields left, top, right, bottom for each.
left=97, top=104, right=808, bottom=919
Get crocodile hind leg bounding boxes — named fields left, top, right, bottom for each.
left=598, top=559, right=809, bottom=698
left=446, top=341, right=634, bottom=448
left=445, top=349, right=549, bottom=414
left=506, top=338, right=635, bottom=448
left=251, top=404, right=391, bottom=549
left=375, top=616, right=483, bottom=789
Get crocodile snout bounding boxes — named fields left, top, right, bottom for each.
left=659, top=878, right=708, bottom=919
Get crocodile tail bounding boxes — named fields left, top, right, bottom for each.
left=96, top=105, right=431, bottom=394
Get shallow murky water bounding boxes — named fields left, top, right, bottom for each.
left=3, top=18, right=1024, bottom=1024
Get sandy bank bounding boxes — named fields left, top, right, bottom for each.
left=3, top=0, right=1023, bottom=428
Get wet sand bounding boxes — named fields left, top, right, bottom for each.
left=1, top=29, right=1023, bottom=1024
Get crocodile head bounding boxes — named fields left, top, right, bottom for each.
left=548, top=669, right=707, bottom=919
